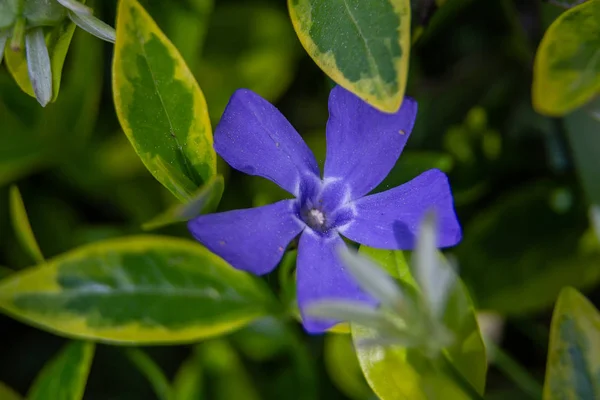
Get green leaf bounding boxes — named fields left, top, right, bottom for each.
left=4, top=18, right=77, bottom=103
left=543, top=287, right=600, bottom=399
left=113, top=0, right=216, bottom=201
left=288, top=0, right=411, bottom=113
left=0, top=236, right=274, bottom=344
left=142, top=174, right=224, bottom=230
left=324, top=333, right=373, bottom=400
left=9, top=185, right=45, bottom=264
left=532, top=0, right=600, bottom=116
left=27, top=341, right=95, bottom=400
left=125, top=348, right=172, bottom=400
left=198, top=3, right=299, bottom=121
left=457, top=182, right=600, bottom=315
left=173, top=351, right=204, bottom=400
left=0, top=382, right=22, bottom=400
left=353, top=248, right=487, bottom=399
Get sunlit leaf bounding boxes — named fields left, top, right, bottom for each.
left=113, top=0, right=216, bottom=201
left=543, top=287, right=600, bottom=399
left=142, top=174, right=224, bottom=230
left=125, top=348, right=172, bottom=400
left=353, top=248, right=487, bottom=400
left=324, top=333, right=373, bottom=400
left=288, top=0, right=411, bottom=113
left=0, top=236, right=274, bottom=344
left=0, top=382, right=22, bottom=400
left=532, top=0, right=600, bottom=116
left=27, top=341, right=95, bottom=400
left=9, top=185, right=45, bottom=264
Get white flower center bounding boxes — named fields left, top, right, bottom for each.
left=305, top=208, right=326, bottom=229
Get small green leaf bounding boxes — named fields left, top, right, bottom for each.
left=543, top=287, right=600, bottom=399
left=288, top=0, right=411, bottom=113
left=142, top=174, right=224, bottom=230
left=56, top=0, right=92, bottom=15
left=25, top=27, right=52, bottom=106
left=0, top=382, right=22, bottom=400
left=533, top=0, right=600, bottom=116
left=9, top=185, right=45, bottom=264
left=125, top=348, right=172, bottom=400
left=27, top=341, right=95, bottom=400
left=352, top=248, right=487, bottom=400
left=0, top=236, right=274, bottom=344
left=113, top=0, right=216, bottom=201
left=173, top=352, right=204, bottom=400
left=68, top=10, right=116, bottom=43
left=4, top=18, right=77, bottom=103
left=324, top=333, right=373, bottom=400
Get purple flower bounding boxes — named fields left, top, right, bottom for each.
left=188, top=86, right=462, bottom=333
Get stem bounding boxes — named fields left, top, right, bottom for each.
left=10, top=17, right=25, bottom=51
left=440, top=353, right=485, bottom=400
left=490, top=344, right=543, bottom=399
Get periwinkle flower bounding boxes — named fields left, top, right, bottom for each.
left=188, top=86, right=462, bottom=333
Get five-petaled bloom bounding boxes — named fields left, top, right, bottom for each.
left=188, top=86, right=462, bottom=333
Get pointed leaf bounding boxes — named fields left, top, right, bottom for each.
left=27, top=341, right=95, bottom=400
left=25, top=27, right=52, bottom=106
left=288, top=0, right=411, bottom=112
left=56, top=0, right=92, bottom=15
left=533, top=0, right=600, bottom=116
left=9, top=185, right=45, bottom=264
left=0, top=236, right=274, bottom=344
left=173, top=352, right=204, bottom=400
left=113, top=0, right=216, bottom=201
left=125, top=348, right=172, bottom=400
left=0, top=382, right=21, bottom=400
left=543, top=287, right=600, bottom=400
left=68, top=10, right=115, bottom=43
left=142, top=174, right=224, bottom=230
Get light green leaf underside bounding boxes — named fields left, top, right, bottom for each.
left=288, top=0, right=411, bottom=113
left=142, top=174, right=224, bottom=230
left=353, top=247, right=487, bottom=400
left=113, top=0, right=216, bottom=201
left=533, top=0, right=600, bottom=116
left=543, top=287, right=600, bottom=400
left=0, top=236, right=273, bottom=344
left=9, top=185, right=45, bottom=264
left=27, top=341, right=95, bottom=400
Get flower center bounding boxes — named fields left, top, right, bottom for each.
left=304, top=208, right=326, bottom=230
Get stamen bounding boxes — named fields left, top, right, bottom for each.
left=306, top=208, right=326, bottom=229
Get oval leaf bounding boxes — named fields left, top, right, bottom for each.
left=288, top=0, right=411, bottom=112
left=113, top=0, right=216, bottom=201
left=532, top=0, right=600, bottom=116
left=544, top=287, right=600, bottom=400
left=353, top=248, right=487, bottom=400
left=0, top=236, right=273, bottom=344
left=27, top=341, right=95, bottom=400
left=9, top=185, right=45, bottom=264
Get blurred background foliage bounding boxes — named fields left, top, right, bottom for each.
left=0, top=0, right=599, bottom=399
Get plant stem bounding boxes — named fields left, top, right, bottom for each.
left=489, top=343, right=543, bottom=399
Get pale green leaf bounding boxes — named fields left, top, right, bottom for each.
left=9, top=185, right=45, bottom=264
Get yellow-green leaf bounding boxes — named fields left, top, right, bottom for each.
left=353, top=248, right=487, bottom=400
left=9, top=185, right=44, bottom=264
left=113, top=0, right=216, bottom=202
left=142, top=174, right=224, bottom=231
left=173, top=352, right=204, bottom=400
left=543, top=287, right=600, bottom=400
left=532, top=0, right=600, bottom=116
left=126, top=348, right=172, bottom=400
left=0, top=236, right=274, bottom=344
left=288, top=0, right=411, bottom=113
left=324, top=333, right=373, bottom=400
left=27, top=341, right=95, bottom=400
left=0, top=382, right=22, bottom=400
left=4, top=18, right=77, bottom=102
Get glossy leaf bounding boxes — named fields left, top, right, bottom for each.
left=173, top=351, right=204, bottom=400
left=543, top=287, right=600, bottom=399
left=4, top=18, right=77, bottom=103
left=457, top=182, right=600, bottom=315
left=0, top=236, right=274, bottom=344
left=9, top=185, right=45, bottom=264
left=532, top=0, right=600, bottom=116
left=0, top=382, right=22, bottom=400
left=142, top=174, right=224, bottom=230
left=113, top=0, right=216, bottom=202
left=353, top=247, right=487, bottom=399
left=126, top=348, right=172, bottom=400
left=288, top=0, right=411, bottom=112
left=68, top=10, right=116, bottom=43
left=27, top=341, right=95, bottom=400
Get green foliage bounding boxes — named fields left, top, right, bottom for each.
left=544, top=287, right=600, bottom=399
left=9, top=185, right=44, bottom=264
